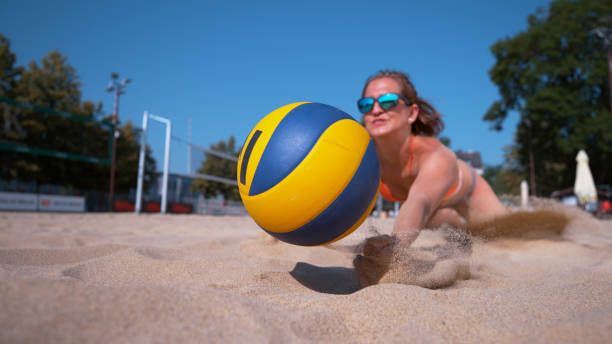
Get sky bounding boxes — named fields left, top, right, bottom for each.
left=1, top=0, right=554, bottom=175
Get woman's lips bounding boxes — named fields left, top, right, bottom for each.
left=372, top=118, right=387, bottom=126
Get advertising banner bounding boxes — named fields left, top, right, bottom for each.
left=0, top=192, right=37, bottom=211
left=38, top=194, right=85, bottom=212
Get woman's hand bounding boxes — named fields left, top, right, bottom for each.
left=353, top=234, right=398, bottom=287
left=391, top=228, right=421, bottom=246
left=362, top=234, right=398, bottom=258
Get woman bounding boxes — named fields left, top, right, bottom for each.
left=358, top=70, right=507, bottom=246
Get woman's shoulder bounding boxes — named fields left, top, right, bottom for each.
left=415, top=137, right=457, bottom=171
left=417, top=136, right=455, bottom=159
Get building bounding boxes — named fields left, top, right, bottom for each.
left=454, top=149, right=484, bottom=175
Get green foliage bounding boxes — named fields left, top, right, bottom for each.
left=483, top=164, right=505, bottom=195
left=0, top=34, right=157, bottom=195
left=483, top=144, right=525, bottom=195
left=2, top=50, right=109, bottom=187
left=0, top=34, right=22, bottom=97
left=190, top=136, right=240, bottom=201
left=483, top=165, right=521, bottom=196
left=0, top=34, right=32, bottom=178
left=438, top=136, right=451, bottom=147
left=15, top=50, right=83, bottom=111
left=485, top=0, right=612, bottom=196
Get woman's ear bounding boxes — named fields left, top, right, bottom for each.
left=409, top=104, right=419, bottom=123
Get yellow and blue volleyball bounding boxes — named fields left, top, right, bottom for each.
left=237, top=102, right=380, bottom=246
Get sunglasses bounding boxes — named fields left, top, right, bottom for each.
left=357, top=93, right=411, bottom=114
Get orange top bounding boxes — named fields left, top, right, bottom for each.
left=379, top=136, right=461, bottom=202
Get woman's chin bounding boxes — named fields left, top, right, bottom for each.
left=369, top=126, right=392, bottom=138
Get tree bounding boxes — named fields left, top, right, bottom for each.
left=15, top=50, right=84, bottom=111
left=0, top=38, right=157, bottom=198
left=439, top=136, right=451, bottom=147
left=0, top=34, right=22, bottom=97
left=485, top=0, right=612, bottom=196
left=0, top=34, right=31, bottom=179
left=191, top=136, right=240, bottom=201
left=5, top=50, right=108, bottom=189
left=483, top=146, right=525, bottom=196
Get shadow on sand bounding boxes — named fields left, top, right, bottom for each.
left=289, top=262, right=360, bottom=295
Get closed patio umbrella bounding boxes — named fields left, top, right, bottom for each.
left=573, top=150, right=597, bottom=205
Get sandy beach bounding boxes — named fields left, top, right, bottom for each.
left=1, top=201, right=612, bottom=343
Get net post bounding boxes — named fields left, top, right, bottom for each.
left=161, top=118, right=172, bottom=214
left=187, top=117, right=192, bottom=174
left=135, top=111, right=148, bottom=214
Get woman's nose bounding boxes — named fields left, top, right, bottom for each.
left=370, top=101, right=383, bottom=115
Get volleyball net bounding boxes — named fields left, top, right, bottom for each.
left=133, top=112, right=245, bottom=215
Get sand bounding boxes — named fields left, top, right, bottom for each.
left=1, top=201, right=612, bottom=343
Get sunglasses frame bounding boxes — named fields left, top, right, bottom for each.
left=357, top=93, right=412, bottom=114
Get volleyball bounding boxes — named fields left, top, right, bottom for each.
left=237, top=102, right=380, bottom=246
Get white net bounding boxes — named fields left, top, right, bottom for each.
left=186, top=141, right=245, bottom=215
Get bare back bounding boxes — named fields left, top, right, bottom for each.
left=380, top=136, right=507, bottom=228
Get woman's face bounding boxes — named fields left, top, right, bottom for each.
left=362, top=77, right=415, bottom=138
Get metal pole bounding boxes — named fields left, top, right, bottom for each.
left=108, top=88, right=119, bottom=211
left=188, top=117, right=192, bottom=174
left=176, top=178, right=182, bottom=203
left=106, top=74, right=130, bottom=212
left=135, top=111, right=148, bottom=214
left=161, top=119, right=172, bottom=214
left=143, top=113, right=171, bottom=214
left=608, top=48, right=612, bottom=118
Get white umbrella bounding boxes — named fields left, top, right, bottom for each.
left=574, top=150, right=598, bottom=204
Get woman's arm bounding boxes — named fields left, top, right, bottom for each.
left=392, top=149, right=458, bottom=245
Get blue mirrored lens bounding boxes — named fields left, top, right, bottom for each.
left=357, top=98, right=374, bottom=113
left=378, top=93, right=400, bottom=110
